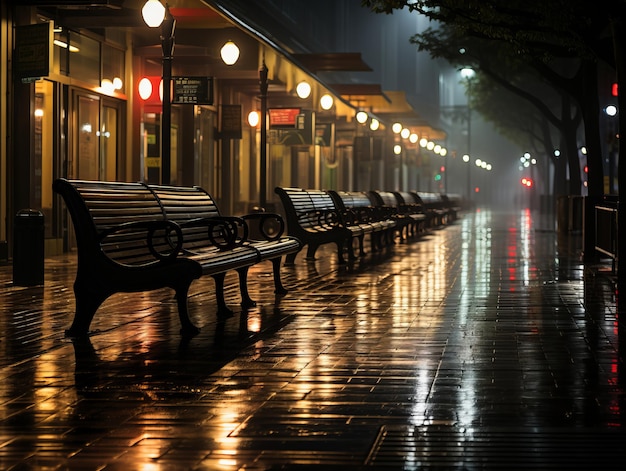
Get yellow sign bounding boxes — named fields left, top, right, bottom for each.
left=146, top=157, right=160, bottom=168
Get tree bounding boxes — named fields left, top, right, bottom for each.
left=414, top=24, right=584, bottom=197
left=363, top=0, right=626, bottom=270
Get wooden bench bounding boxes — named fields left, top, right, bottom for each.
left=274, top=187, right=359, bottom=264
left=392, top=191, right=429, bottom=236
left=328, top=190, right=397, bottom=253
left=367, top=190, right=422, bottom=241
left=53, top=178, right=301, bottom=337
left=414, top=191, right=452, bottom=227
left=441, top=193, right=463, bottom=221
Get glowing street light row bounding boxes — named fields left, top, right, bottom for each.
left=391, top=122, right=447, bottom=156
left=462, top=153, right=492, bottom=170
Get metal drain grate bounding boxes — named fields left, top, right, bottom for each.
left=366, top=425, right=626, bottom=469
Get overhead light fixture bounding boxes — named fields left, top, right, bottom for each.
left=460, top=67, right=475, bottom=79
left=53, top=39, right=79, bottom=53
left=296, top=81, right=311, bottom=99
left=356, top=111, right=368, bottom=124
left=370, top=118, right=380, bottom=131
left=138, top=78, right=152, bottom=100
left=247, top=111, right=260, bottom=127
left=100, top=79, right=115, bottom=94
left=142, top=0, right=166, bottom=27
left=392, top=122, right=402, bottom=133
left=320, top=94, right=334, bottom=110
left=220, top=40, right=239, bottom=66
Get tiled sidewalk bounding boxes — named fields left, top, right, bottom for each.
left=0, top=208, right=624, bottom=470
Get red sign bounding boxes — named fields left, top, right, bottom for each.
left=269, top=108, right=300, bottom=127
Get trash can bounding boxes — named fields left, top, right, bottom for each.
left=13, top=209, right=44, bottom=286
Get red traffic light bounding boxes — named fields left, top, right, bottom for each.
left=521, top=177, right=533, bottom=188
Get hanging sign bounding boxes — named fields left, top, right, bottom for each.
left=172, top=76, right=213, bottom=104
left=220, top=104, right=242, bottom=139
left=269, top=108, right=301, bottom=128
left=14, top=23, right=53, bottom=81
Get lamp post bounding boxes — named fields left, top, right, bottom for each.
left=143, top=0, right=175, bottom=185
left=259, top=60, right=268, bottom=210
left=460, top=67, right=475, bottom=201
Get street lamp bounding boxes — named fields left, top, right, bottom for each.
left=142, top=0, right=175, bottom=185
left=259, top=59, right=269, bottom=209
left=460, top=67, right=475, bottom=200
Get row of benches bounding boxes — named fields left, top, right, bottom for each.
left=275, top=187, right=461, bottom=265
left=53, top=179, right=460, bottom=338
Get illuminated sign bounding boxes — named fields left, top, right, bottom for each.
left=269, top=108, right=301, bottom=127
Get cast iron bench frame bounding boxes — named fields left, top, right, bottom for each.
left=367, top=190, right=422, bottom=241
left=53, top=178, right=301, bottom=337
left=328, top=189, right=397, bottom=253
left=275, top=186, right=361, bottom=264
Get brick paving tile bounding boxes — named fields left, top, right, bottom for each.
left=0, top=208, right=624, bottom=470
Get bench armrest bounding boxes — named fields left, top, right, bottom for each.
left=297, top=209, right=340, bottom=227
left=98, top=220, right=183, bottom=262
left=180, top=216, right=248, bottom=251
left=241, top=212, right=286, bottom=241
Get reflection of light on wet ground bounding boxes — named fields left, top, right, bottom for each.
left=0, top=209, right=624, bottom=468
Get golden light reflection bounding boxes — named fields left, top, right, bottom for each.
left=519, top=208, right=532, bottom=285
left=247, top=311, right=262, bottom=332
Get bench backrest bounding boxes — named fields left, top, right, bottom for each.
left=394, top=191, right=418, bottom=206
left=329, top=190, right=372, bottom=210
left=275, top=187, right=339, bottom=231
left=443, top=193, right=463, bottom=208
left=53, top=179, right=169, bottom=266
left=416, top=191, right=444, bottom=208
left=368, top=190, right=400, bottom=208
left=147, top=184, right=223, bottom=252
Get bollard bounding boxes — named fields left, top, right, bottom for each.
left=13, top=209, right=45, bottom=286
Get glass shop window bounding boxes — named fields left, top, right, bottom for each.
left=68, top=33, right=100, bottom=87
left=102, top=43, right=125, bottom=94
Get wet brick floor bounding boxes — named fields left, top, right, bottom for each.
left=0, top=208, right=625, bottom=470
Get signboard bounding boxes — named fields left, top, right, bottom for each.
left=173, top=76, right=213, bottom=104
left=220, top=104, right=242, bottom=139
left=269, top=108, right=301, bottom=127
left=14, top=23, right=53, bottom=81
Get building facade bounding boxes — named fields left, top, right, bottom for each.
left=1, top=0, right=448, bottom=261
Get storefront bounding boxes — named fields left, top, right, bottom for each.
left=1, top=1, right=444, bottom=260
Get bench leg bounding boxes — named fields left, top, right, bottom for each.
left=66, top=286, right=108, bottom=337
left=305, top=243, right=319, bottom=260
left=173, top=281, right=201, bottom=336
left=212, top=272, right=234, bottom=318
left=285, top=250, right=299, bottom=265
left=347, top=239, right=357, bottom=260
left=272, top=257, right=288, bottom=295
left=358, top=234, right=366, bottom=256
left=237, top=267, right=256, bottom=309
left=335, top=241, right=346, bottom=264
left=371, top=233, right=380, bottom=252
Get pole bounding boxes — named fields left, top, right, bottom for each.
left=160, top=8, right=175, bottom=185
left=259, top=60, right=268, bottom=209
left=466, top=99, right=471, bottom=201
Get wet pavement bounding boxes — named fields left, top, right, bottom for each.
left=0, top=207, right=624, bottom=470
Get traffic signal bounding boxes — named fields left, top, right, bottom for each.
left=521, top=177, right=533, bottom=188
